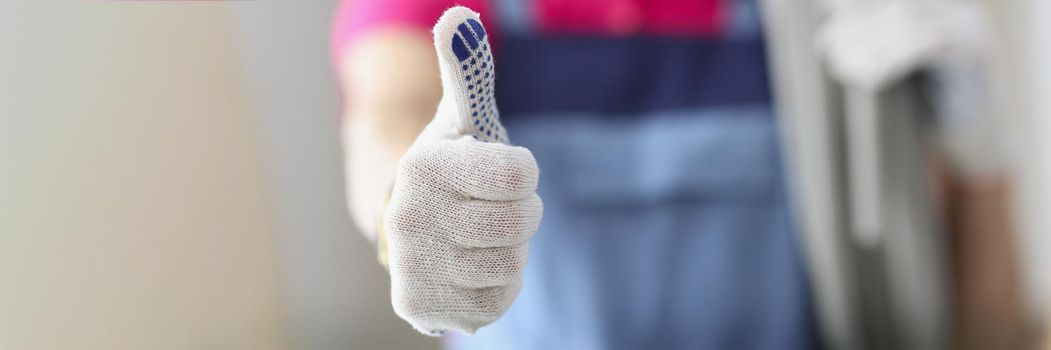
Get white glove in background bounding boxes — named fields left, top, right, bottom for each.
left=384, top=7, right=542, bottom=335
left=817, top=0, right=1002, bottom=176
left=817, top=0, right=987, bottom=92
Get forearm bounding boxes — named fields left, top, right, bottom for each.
left=343, top=117, right=415, bottom=241
left=340, top=30, right=441, bottom=240
left=948, top=176, right=1026, bottom=350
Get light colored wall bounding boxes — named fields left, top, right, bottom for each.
left=0, top=3, right=288, bottom=350
left=982, top=0, right=1049, bottom=327
left=1006, top=0, right=1051, bottom=321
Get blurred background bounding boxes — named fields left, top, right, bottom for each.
left=0, top=1, right=435, bottom=349
left=0, top=1, right=1047, bottom=349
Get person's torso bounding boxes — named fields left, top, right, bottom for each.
left=448, top=1, right=817, bottom=349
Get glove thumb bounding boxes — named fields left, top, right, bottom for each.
left=429, top=6, right=508, bottom=144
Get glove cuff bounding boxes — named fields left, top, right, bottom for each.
left=377, top=189, right=392, bottom=271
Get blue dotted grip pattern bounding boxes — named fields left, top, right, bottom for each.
left=449, top=18, right=503, bottom=143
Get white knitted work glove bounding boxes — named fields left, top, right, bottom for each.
left=384, top=6, right=543, bottom=336
left=817, top=0, right=986, bottom=91
left=817, top=0, right=1000, bottom=176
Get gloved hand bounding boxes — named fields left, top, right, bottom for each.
left=383, top=6, right=543, bottom=336
left=817, top=0, right=1000, bottom=176
left=817, top=0, right=987, bottom=91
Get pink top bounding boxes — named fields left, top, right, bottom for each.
left=330, top=0, right=495, bottom=65
left=330, top=0, right=724, bottom=65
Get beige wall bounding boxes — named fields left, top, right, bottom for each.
left=0, top=3, right=288, bottom=349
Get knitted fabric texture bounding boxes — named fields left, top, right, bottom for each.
left=384, top=6, right=543, bottom=336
